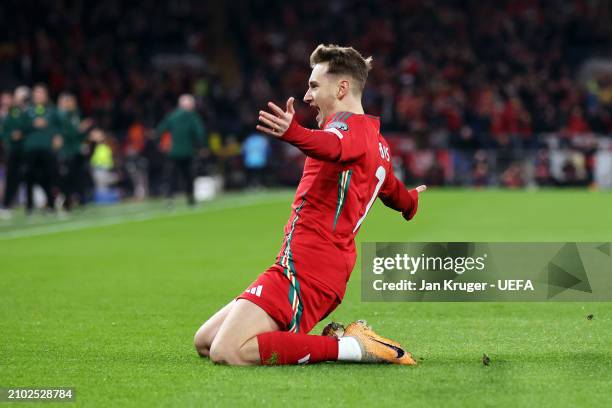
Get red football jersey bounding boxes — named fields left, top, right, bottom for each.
left=275, top=112, right=417, bottom=299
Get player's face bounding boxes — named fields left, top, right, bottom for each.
left=304, top=63, right=339, bottom=128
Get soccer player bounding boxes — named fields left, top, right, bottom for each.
left=194, top=44, right=426, bottom=366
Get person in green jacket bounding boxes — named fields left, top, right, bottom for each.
left=1, top=86, right=30, bottom=218
left=57, top=92, right=91, bottom=210
left=22, top=84, right=63, bottom=213
left=155, top=94, right=207, bottom=206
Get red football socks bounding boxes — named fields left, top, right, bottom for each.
left=257, top=331, right=339, bottom=365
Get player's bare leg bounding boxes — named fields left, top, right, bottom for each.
left=203, top=299, right=416, bottom=365
left=208, top=299, right=281, bottom=365
left=194, top=301, right=235, bottom=357
left=209, top=299, right=343, bottom=366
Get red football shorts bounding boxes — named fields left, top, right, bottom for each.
left=236, top=264, right=340, bottom=334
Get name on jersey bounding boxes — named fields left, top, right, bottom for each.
left=378, top=142, right=390, bottom=161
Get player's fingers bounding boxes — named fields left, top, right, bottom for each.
left=267, top=101, right=286, bottom=117
left=258, top=114, right=280, bottom=130
left=416, top=185, right=427, bottom=193
left=256, top=124, right=277, bottom=137
left=259, top=110, right=282, bottom=123
left=260, top=110, right=291, bottom=130
left=286, top=97, right=295, bottom=115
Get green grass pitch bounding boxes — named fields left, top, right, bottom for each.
left=1, top=189, right=611, bottom=407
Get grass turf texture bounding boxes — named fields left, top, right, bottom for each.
left=1, top=189, right=611, bottom=407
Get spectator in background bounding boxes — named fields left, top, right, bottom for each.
left=534, top=150, right=553, bottom=186
left=565, top=107, right=590, bottom=136
left=0, top=91, right=12, bottom=124
left=124, top=119, right=149, bottom=200
left=0, top=86, right=30, bottom=219
left=472, top=150, right=490, bottom=187
left=155, top=94, right=207, bottom=206
left=89, top=127, right=117, bottom=196
left=242, top=132, right=270, bottom=188
left=23, top=84, right=63, bottom=214
left=501, top=163, right=525, bottom=188
left=57, top=92, right=92, bottom=210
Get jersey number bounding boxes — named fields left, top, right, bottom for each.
left=353, top=166, right=386, bottom=233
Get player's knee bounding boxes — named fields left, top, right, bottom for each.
left=209, top=343, right=237, bottom=365
left=193, top=331, right=209, bottom=357
left=209, top=341, right=254, bottom=366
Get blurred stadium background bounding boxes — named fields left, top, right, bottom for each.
left=2, top=0, right=612, bottom=217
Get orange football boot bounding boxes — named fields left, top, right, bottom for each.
left=343, top=320, right=417, bottom=365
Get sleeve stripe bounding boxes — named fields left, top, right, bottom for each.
left=330, top=111, right=354, bottom=123
left=339, top=112, right=352, bottom=121
left=333, top=169, right=352, bottom=230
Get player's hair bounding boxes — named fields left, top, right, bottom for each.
left=309, top=44, right=373, bottom=94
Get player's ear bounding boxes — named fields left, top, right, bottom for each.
left=337, top=79, right=350, bottom=100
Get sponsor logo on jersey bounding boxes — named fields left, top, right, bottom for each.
left=326, top=121, right=349, bottom=131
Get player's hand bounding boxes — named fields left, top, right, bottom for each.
left=415, top=185, right=427, bottom=194
left=404, top=185, right=427, bottom=221
left=257, top=97, right=295, bottom=138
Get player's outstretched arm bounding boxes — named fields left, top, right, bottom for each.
left=257, top=97, right=344, bottom=161
left=379, top=170, right=426, bottom=221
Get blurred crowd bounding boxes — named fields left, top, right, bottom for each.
left=2, top=0, right=612, bottom=211
left=3, top=1, right=612, bottom=138
left=233, top=1, right=612, bottom=139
